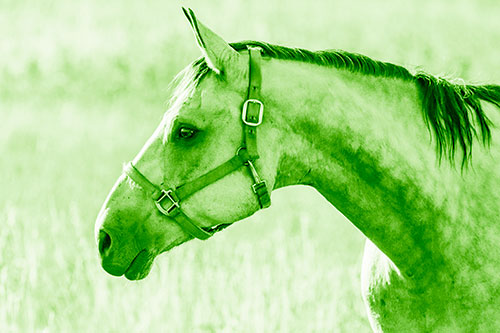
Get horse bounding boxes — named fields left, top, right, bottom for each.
left=95, top=8, right=500, bottom=332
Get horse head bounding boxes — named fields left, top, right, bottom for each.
left=94, top=9, right=280, bottom=280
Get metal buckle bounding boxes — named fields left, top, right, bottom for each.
left=245, top=159, right=262, bottom=183
left=242, top=99, right=264, bottom=126
left=155, top=189, right=179, bottom=215
left=252, top=180, right=267, bottom=194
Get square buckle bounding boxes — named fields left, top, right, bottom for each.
left=252, top=180, right=267, bottom=194
left=242, top=99, right=264, bottom=126
left=155, top=189, right=179, bottom=215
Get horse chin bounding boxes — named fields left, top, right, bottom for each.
left=124, top=249, right=155, bottom=281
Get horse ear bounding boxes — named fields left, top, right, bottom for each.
left=182, top=7, right=239, bottom=74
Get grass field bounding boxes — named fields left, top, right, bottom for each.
left=1, top=0, right=499, bottom=331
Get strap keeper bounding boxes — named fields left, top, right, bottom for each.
left=252, top=180, right=267, bottom=194
left=252, top=181, right=271, bottom=209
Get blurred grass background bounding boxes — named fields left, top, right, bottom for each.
left=1, top=0, right=499, bottom=331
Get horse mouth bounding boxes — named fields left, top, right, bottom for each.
left=124, top=250, right=155, bottom=280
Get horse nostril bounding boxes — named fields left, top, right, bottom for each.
left=98, top=230, right=112, bottom=256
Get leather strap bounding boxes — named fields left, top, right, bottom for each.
left=242, top=47, right=270, bottom=209
left=123, top=162, right=162, bottom=198
left=243, top=47, right=263, bottom=159
left=175, top=153, right=248, bottom=200
left=124, top=162, right=214, bottom=239
left=158, top=195, right=214, bottom=240
left=123, top=47, right=271, bottom=240
left=124, top=150, right=256, bottom=240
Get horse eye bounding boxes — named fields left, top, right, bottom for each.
left=177, top=127, right=197, bottom=140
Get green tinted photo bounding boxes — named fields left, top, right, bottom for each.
left=2, top=0, right=500, bottom=331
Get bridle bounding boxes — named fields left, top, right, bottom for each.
left=123, top=46, right=271, bottom=240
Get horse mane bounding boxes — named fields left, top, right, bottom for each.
left=183, top=40, right=500, bottom=166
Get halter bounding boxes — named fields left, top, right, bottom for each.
left=124, top=47, right=271, bottom=240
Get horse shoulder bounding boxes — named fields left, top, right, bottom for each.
left=361, top=239, right=416, bottom=332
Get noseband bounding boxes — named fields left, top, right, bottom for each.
left=124, top=47, right=271, bottom=240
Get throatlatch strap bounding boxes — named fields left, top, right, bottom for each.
left=244, top=47, right=263, bottom=159
left=243, top=46, right=270, bottom=209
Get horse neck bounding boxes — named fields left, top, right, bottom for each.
left=264, top=59, right=455, bottom=277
